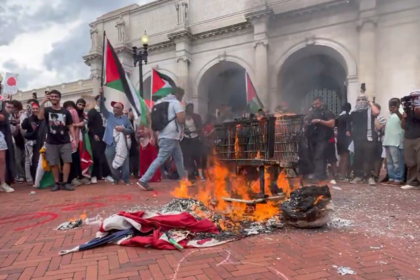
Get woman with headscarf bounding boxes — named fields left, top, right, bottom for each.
left=349, top=95, right=380, bottom=186
left=336, top=102, right=352, bottom=180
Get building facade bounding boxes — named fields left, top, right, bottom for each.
left=20, top=0, right=420, bottom=116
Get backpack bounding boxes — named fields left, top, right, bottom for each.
left=151, top=101, right=176, bottom=132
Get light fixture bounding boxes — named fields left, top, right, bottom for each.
left=141, top=31, right=149, bottom=46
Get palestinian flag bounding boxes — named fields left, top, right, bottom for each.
left=151, top=69, right=175, bottom=100
left=35, top=147, right=54, bottom=189
left=103, top=38, right=148, bottom=126
left=79, top=130, right=93, bottom=178
left=245, top=72, right=264, bottom=113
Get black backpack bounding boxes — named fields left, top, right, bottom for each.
left=151, top=101, right=176, bottom=132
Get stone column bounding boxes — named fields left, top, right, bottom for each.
left=347, top=76, right=359, bottom=108
left=357, top=0, right=377, bottom=99
left=168, top=28, right=193, bottom=99
left=83, top=53, right=102, bottom=97
left=246, top=8, right=272, bottom=109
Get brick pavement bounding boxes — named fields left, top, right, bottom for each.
left=0, top=180, right=419, bottom=280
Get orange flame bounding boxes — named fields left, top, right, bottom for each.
left=171, top=161, right=299, bottom=225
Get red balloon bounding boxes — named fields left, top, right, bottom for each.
left=6, top=77, right=17, bottom=87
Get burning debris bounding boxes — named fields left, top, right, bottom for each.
left=282, top=185, right=334, bottom=228
left=56, top=219, right=83, bottom=231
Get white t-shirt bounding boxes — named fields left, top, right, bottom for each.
left=184, top=118, right=198, bottom=138
left=157, top=95, right=184, bottom=140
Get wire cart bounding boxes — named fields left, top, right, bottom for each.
left=214, top=115, right=304, bottom=203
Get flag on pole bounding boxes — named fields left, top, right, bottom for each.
left=151, top=69, right=175, bottom=99
left=3, top=73, right=19, bottom=95
left=245, top=72, right=263, bottom=113
left=103, top=38, right=148, bottom=126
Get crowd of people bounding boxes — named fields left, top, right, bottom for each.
left=0, top=86, right=419, bottom=193
left=0, top=87, right=220, bottom=193
left=303, top=92, right=420, bottom=190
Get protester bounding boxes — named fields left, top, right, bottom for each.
left=21, top=102, right=41, bottom=181
left=137, top=87, right=186, bottom=191
left=373, top=104, right=387, bottom=181
left=38, top=90, right=76, bottom=191
left=136, top=122, right=161, bottom=182
left=20, top=99, right=39, bottom=184
left=0, top=101, right=15, bottom=192
left=336, top=103, right=352, bottom=180
left=128, top=110, right=139, bottom=177
left=305, top=97, right=335, bottom=183
left=201, top=115, right=217, bottom=171
left=181, top=103, right=204, bottom=180
left=350, top=95, right=380, bottom=186
left=8, top=101, right=25, bottom=183
left=63, top=101, right=83, bottom=187
left=99, top=88, right=133, bottom=185
left=401, top=91, right=420, bottom=190
left=87, top=95, right=112, bottom=184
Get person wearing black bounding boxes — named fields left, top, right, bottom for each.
left=401, top=91, right=420, bottom=190
left=38, top=90, right=76, bottom=191
left=87, top=95, right=111, bottom=184
left=336, top=102, right=352, bottom=180
left=21, top=102, right=41, bottom=181
left=349, top=95, right=380, bottom=185
left=306, top=97, right=335, bottom=183
left=128, top=110, right=139, bottom=177
left=0, top=101, right=15, bottom=192
left=10, top=100, right=26, bottom=183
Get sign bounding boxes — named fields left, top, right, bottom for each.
left=3, top=72, right=19, bottom=95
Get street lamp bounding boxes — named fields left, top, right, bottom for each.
left=0, top=73, right=3, bottom=96
left=132, top=31, right=149, bottom=98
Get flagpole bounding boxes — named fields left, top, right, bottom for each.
left=100, top=31, right=106, bottom=99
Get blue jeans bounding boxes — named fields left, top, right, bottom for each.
left=105, top=143, right=130, bottom=182
left=140, top=138, right=185, bottom=183
left=385, top=146, right=404, bottom=182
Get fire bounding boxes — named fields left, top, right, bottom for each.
left=171, top=162, right=296, bottom=224
left=314, top=195, right=323, bottom=205
left=69, top=211, right=87, bottom=223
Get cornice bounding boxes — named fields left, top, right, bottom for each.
left=83, top=53, right=102, bottom=66
left=167, top=29, right=194, bottom=43
left=193, top=22, right=252, bottom=42
left=148, top=41, right=176, bottom=54
left=356, top=16, right=378, bottom=31
left=273, top=0, right=354, bottom=20
left=245, top=7, right=273, bottom=23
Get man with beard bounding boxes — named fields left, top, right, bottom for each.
left=38, top=90, right=76, bottom=191
left=306, top=97, right=335, bottom=183
left=350, top=95, right=380, bottom=185
left=87, top=94, right=112, bottom=184
left=21, top=102, right=41, bottom=181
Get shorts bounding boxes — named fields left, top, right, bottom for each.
left=326, top=142, right=337, bottom=164
left=45, top=143, right=72, bottom=166
left=0, top=132, right=7, bottom=151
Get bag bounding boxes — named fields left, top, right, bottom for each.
left=151, top=102, right=176, bottom=132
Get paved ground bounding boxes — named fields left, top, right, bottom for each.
left=0, top=179, right=420, bottom=280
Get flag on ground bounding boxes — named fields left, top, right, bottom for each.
left=151, top=69, right=175, bottom=100
left=245, top=72, right=263, bottom=113
left=103, top=38, right=148, bottom=126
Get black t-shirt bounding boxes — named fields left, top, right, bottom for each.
left=351, top=110, right=378, bottom=142
left=44, top=107, right=73, bottom=145
left=21, top=115, right=40, bottom=141
left=404, top=110, right=420, bottom=139
left=307, top=108, right=335, bottom=141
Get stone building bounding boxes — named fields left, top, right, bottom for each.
left=21, top=0, right=420, bottom=116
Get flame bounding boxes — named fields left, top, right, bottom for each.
left=69, top=211, right=87, bottom=223
left=171, top=161, right=299, bottom=226
left=314, top=195, right=323, bottom=205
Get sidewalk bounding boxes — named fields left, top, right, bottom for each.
left=0, top=180, right=419, bottom=280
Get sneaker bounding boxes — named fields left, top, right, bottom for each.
left=91, top=177, right=98, bottom=184
left=80, top=178, right=91, bottom=185
left=0, top=183, right=14, bottom=193
left=61, top=184, right=75, bottom=191
left=350, top=177, right=362, bottom=184
left=105, top=176, right=115, bottom=183
left=137, top=180, right=152, bottom=191
left=15, top=177, right=25, bottom=183
left=71, top=178, right=83, bottom=187
left=368, top=177, right=376, bottom=186
left=330, top=179, right=337, bottom=185
left=401, top=185, right=420, bottom=190
left=123, top=181, right=132, bottom=185
left=51, top=184, right=60, bottom=192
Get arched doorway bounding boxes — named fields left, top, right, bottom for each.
left=198, top=61, right=247, bottom=117
left=278, top=45, right=348, bottom=116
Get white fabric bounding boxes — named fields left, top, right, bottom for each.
left=348, top=141, right=354, bottom=153
left=97, top=214, right=141, bottom=238
left=112, top=130, right=132, bottom=169
left=156, top=94, right=184, bottom=140
left=34, top=155, right=44, bottom=187
left=184, top=118, right=198, bottom=138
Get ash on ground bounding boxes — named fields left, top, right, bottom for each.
left=160, top=198, right=284, bottom=239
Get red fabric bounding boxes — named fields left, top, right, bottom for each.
left=138, top=143, right=161, bottom=182
left=99, top=211, right=219, bottom=250
left=328, top=136, right=335, bottom=143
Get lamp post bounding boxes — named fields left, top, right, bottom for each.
left=0, top=73, right=3, bottom=96
left=132, top=31, right=149, bottom=98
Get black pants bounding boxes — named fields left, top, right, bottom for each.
left=309, top=140, right=328, bottom=181
left=68, top=151, right=81, bottom=183
left=89, top=137, right=109, bottom=180
left=129, top=138, right=139, bottom=176
left=181, top=137, right=203, bottom=171
left=353, top=140, right=376, bottom=178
